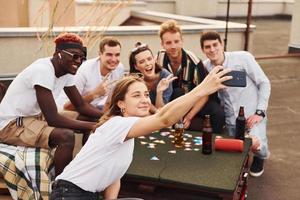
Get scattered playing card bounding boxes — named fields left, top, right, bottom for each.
left=153, top=140, right=165, bottom=144
left=193, top=138, right=202, bottom=144
left=158, top=140, right=165, bottom=144
left=140, top=141, right=147, bottom=145
left=160, top=131, right=170, bottom=136
left=149, top=136, right=157, bottom=140
left=138, top=136, right=146, bottom=139
left=194, top=138, right=203, bottom=145
left=184, top=147, right=192, bottom=151
left=168, top=150, right=176, bottom=154
left=150, top=156, right=159, bottom=160
left=168, top=135, right=174, bottom=138
left=184, top=133, right=192, bottom=138
left=147, top=143, right=156, bottom=148
left=184, top=144, right=191, bottom=147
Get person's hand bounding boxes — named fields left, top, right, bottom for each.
left=183, top=115, right=192, bottom=129
left=156, top=74, right=177, bottom=93
left=198, top=66, right=232, bottom=96
left=92, top=73, right=111, bottom=98
left=247, top=114, right=263, bottom=129
left=249, top=135, right=261, bottom=152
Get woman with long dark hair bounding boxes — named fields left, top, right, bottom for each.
left=129, top=43, right=176, bottom=113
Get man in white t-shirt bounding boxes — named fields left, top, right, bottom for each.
left=56, top=37, right=124, bottom=112
left=0, top=33, right=102, bottom=176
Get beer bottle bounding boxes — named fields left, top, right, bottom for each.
left=174, top=120, right=184, bottom=148
left=202, top=115, right=212, bottom=154
left=235, top=106, right=246, bottom=140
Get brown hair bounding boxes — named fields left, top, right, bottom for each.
left=129, top=42, right=162, bottom=74
left=159, top=19, right=182, bottom=40
left=200, top=31, right=222, bottom=49
left=95, top=75, right=145, bottom=128
left=54, top=32, right=83, bottom=46
left=99, top=36, right=121, bottom=54
left=0, top=83, right=7, bottom=103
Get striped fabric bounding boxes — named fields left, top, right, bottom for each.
left=0, top=143, right=54, bottom=200
left=157, top=49, right=208, bottom=92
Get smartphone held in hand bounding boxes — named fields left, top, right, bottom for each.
left=222, top=70, right=246, bottom=87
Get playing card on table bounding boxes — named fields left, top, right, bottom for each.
left=149, top=136, right=157, bottom=140
left=147, top=143, right=156, bottom=149
left=168, top=150, right=176, bottom=154
left=150, top=156, right=159, bottom=161
left=184, top=133, right=193, bottom=138
left=160, top=131, right=170, bottom=136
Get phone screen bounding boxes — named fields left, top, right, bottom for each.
left=222, top=70, right=246, bottom=87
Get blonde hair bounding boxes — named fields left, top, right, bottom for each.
left=94, top=75, right=145, bottom=129
left=159, top=19, right=182, bottom=40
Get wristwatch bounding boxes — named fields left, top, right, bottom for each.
left=255, top=110, right=265, bottom=118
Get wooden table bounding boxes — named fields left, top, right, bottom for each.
left=120, top=130, right=251, bottom=200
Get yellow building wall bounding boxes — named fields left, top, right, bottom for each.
left=0, top=0, right=29, bottom=27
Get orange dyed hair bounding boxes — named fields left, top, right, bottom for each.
left=54, top=32, right=83, bottom=46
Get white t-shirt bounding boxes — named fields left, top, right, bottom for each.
left=56, top=116, right=140, bottom=193
left=0, top=57, right=74, bottom=130
left=56, top=57, right=124, bottom=110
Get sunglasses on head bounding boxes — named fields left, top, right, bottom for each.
left=131, top=43, right=148, bottom=53
left=61, top=50, right=86, bottom=62
left=127, top=72, right=144, bottom=79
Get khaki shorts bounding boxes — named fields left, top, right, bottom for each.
left=0, top=111, right=79, bottom=149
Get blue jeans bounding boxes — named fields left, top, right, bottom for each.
left=50, top=179, right=99, bottom=200
left=226, top=117, right=269, bottom=159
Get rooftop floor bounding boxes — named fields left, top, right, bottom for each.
left=246, top=18, right=300, bottom=200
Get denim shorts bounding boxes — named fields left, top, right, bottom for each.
left=50, top=179, right=99, bottom=200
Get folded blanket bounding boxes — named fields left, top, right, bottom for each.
left=0, top=143, right=54, bottom=200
